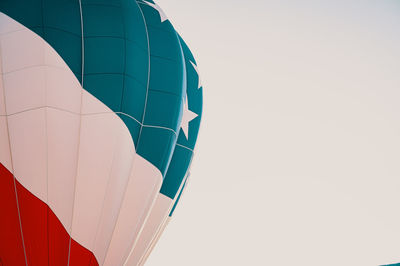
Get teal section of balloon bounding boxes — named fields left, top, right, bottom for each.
left=0, top=0, right=195, bottom=176
left=159, top=36, right=203, bottom=199
left=169, top=178, right=188, bottom=217
left=178, top=36, right=203, bottom=149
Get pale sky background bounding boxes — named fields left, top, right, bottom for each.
left=147, top=1, right=400, bottom=265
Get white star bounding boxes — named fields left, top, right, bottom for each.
left=142, top=1, right=168, bottom=22
left=190, top=61, right=202, bottom=89
left=180, top=97, right=198, bottom=139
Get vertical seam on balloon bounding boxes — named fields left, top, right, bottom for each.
left=100, top=155, right=136, bottom=266
left=40, top=0, right=51, bottom=264
left=119, top=2, right=127, bottom=116
left=135, top=1, right=151, bottom=152
left=122, top=178, right=161, bottom=266
left=136, top=194, right=173, bottom=266
left=0, top=32, right=29, bottom=266
left=90, top=134, right=118, bottom=264
left=93, top=4, right=140, bottom=265
left=67, top=1, right=85, bottom=265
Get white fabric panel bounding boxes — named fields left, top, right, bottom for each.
left=46, top=66, right=81, bottom=114
left=0, top=116, right=12, bottom=172
left=44, top=44, right=68, bottom=70
left=124, top=194, right=173, bottom=266
left=81, top=90, right=113, bottom=115
left=3, top=66, right=46, bottom=114
left=0, top=25, right=45, bottom=74
left=47, top=108, right=80, bottom=232
left=0, top=13, right=24, bottom=35
left=103, top=156, right=162, bottom=266
left=91, top=122, right=136, bottom=264
left=7, top=109, right=48, bottom=203
left=137, top=175, right=189, bottom=265
left=71, top=113, right=121, bottom=247
left=140, top=217, right=171, bottom=266
left=0, top=54, right=6, bottom=116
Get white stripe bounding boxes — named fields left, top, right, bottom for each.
left=0, top=27, right=28, bottom=265
left=124, top=193, right=173, bottom=266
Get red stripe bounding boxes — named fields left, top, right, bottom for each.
left=0, top=163, right=99, bottom=266
left=0, top=163, right=25, bottom=266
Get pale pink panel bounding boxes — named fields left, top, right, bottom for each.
left=3, top=66, right=46, bottom=115
left=45, top=66, right=81, bottom=114
left=0, top=12, right=24, bottom=35
left=91, top=123, right=136, bottom=264
left=0, top=74, right=5, bottom=116
left=46, top=108, right=81, bottom=231
left=140, top=217, right=171, bottom=266
left=44, top=44, right=68, bottom=70
left=124, top=193, right=173, bottom=266
left=125, top=193, right=173, bottom=266
left=0, top=27, right=45, bottom=74
left=7, top=109, right=48, bottom=203
left=81, top=90, right=113, bottom=115
left=0, top=116, right=12, bottom=172
left=71, top=113, right=120, bottom=249
left=102, top=156, right=163, bottom=266
left=137, top=175, right=189, bottom=265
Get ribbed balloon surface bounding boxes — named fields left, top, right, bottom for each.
left=0, top=1, right=202, bottom=265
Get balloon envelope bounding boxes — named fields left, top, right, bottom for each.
left=0, top=1, right=202, bottom=265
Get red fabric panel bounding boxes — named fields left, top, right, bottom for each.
left=69, top=238, right=98, bottom=266
left=0, top=163, right=99, bottom=266
left=16, top=180, right=49, bottom=266
left=0, top=163, right=26, bottom=266
left=48, top=204, right=70, bottom=266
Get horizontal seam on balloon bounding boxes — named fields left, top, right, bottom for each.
left=83, top=35, right=147, bottom=50
left=148, top=88, right=182, bottom=97
left=39, top=26, right=82, bottom=38
left=175, top=143, right=194, bottom=152
left=81, top=3, right=122, bottom=8
left=83, top=72, right=147, bottom=87
left=29, top=26, right=147, bottom=51
left=0, top=28, right=26, bottom=37
left=150, top=54, right=179, bottom=63
left=142, top=124, right=177, bottom=136
left=1, top=106, right=178, bottom=134
left=2, top=64, right=67, bottom=75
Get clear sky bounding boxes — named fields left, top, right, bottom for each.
left=147, top=1, right=400, bottom=265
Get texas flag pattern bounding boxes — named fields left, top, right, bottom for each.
left=0, top=1, right=202, bottom=265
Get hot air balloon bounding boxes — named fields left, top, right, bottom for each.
left=0, top=0, right=202, bottom=265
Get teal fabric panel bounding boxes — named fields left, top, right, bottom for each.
left=118, top=113, right=141, bottom=145
left=122, top=2, right=148, bottom=50
left=84, top=37, right=125, bottom=74
left=84, top=74, right=124, bottom=112
left=148, top=56, right=184, bottom=96
left=44, top=28, right=82, bottom=77
left=82, top=4, right=124, bottom=38
left=43, top=0, right=82, bottom=36
left=125, top=40, right=148, bottom=86
left=136, top=127, right=177, bottom=176
left=143, top=90, right=183, bottom=132
left=160, top=146, right=192, bottom=199
left=82, top=0, right=121, bottom=6
left=169, top=177, right=188, bottom=217
left=120, top=76, right=147, bottom=123
left=159, top=36, right=202, bottom=198
left=0, top=0, right=43, bottom=29
left=176, top=36, right=203, bottom=150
